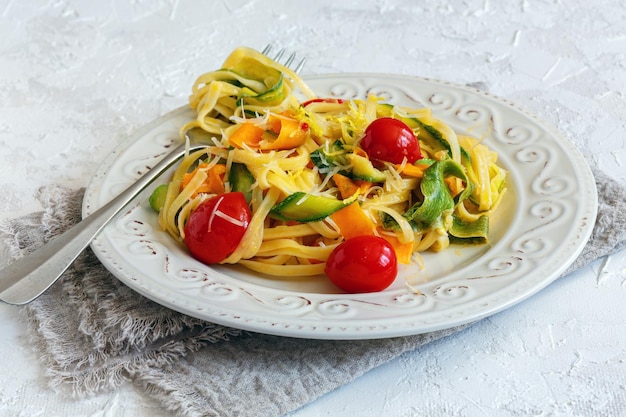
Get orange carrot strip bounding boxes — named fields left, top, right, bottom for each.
left=260, top=115, right=308, bottom=150
left=205, top=164, right=227, bottom=194
left=181, top=163, right=206, bottom=189
left=228, top=122, right=265, bottom=149
left=329, top=202, right=376, bottom=240
left=380, top=232, right=414, bottom=264
left=182, top=163, right=226, bottom=197
left=267, top=114, right=282, bottom=134
left=395, top=162, right=429, bottom=178
left=332, top=173, right=371, bottom=200
left=445, top=177, right=466, bottom=197
left=333, top=174, right=359, bottom=200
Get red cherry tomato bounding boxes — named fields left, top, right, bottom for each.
left=324, top=235, right=398, bottom=293
left=301, top=97, right=345, bottom=107
left=183, top=192, right=251, bottom=264
left=360, top=117, right=422, bottom=164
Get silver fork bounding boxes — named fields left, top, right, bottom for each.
left=0, top=46, right=305, bottom=305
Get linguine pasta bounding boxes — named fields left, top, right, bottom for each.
left=153, top=46, right=507, bottom=278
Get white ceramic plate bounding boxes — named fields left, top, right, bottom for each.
left=83, top=74, right=597, bottom=340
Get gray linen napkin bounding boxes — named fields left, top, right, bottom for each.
left=1, top=170, right=624, bottom=417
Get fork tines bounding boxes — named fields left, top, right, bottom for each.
left=261, top=44, right=305, bottom=74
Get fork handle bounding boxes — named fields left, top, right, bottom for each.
left=0, top=142, right=191, bottom=305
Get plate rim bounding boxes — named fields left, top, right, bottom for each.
left=83, top=72, right=598, bottom=340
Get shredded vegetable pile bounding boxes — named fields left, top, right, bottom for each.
left=149, top=46, right=507, bottom=292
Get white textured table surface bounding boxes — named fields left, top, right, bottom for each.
left=1, top=1, right=625, bottom=416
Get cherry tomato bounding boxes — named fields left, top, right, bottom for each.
left=324, top=235, right=398, bottom=293
left=183, top=192, right=251, bottom=264
left=301, top=97, right=345, bottom=107
left=360, top=117, right=422, bottom=164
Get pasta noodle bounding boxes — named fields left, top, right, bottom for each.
left=152, top=46, right=508, bottom=279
